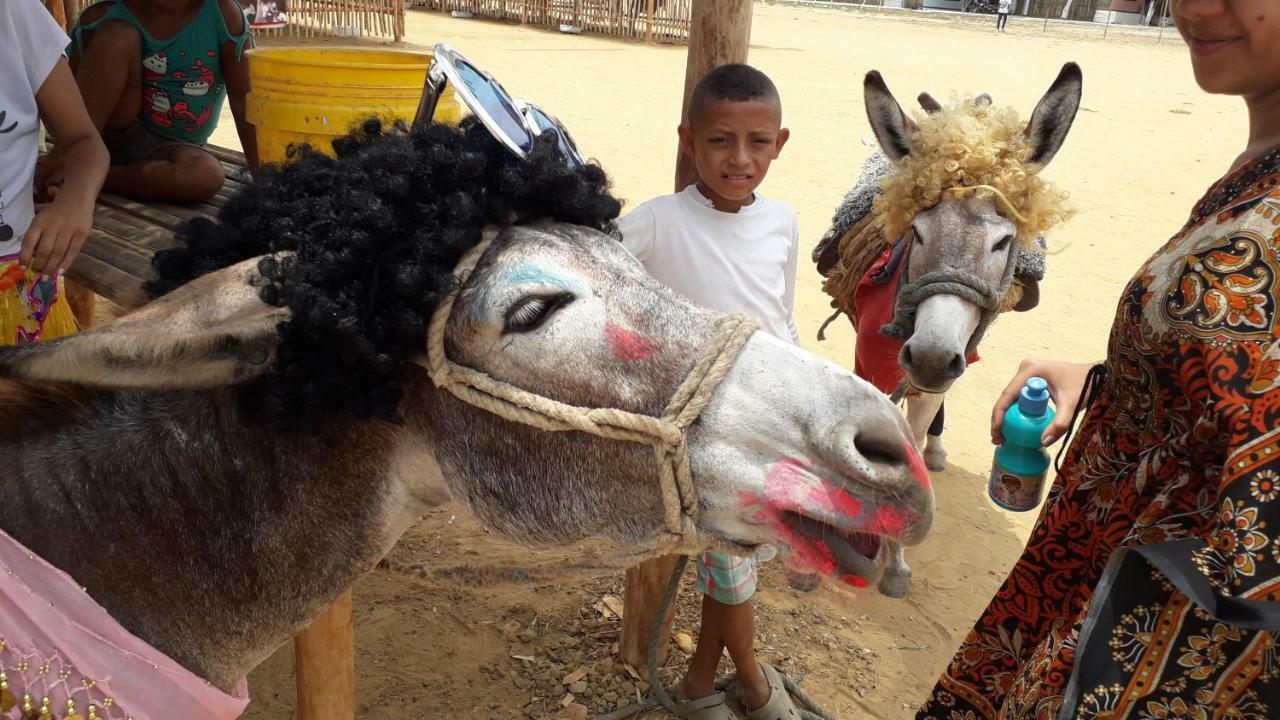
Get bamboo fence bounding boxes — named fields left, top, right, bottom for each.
left=414, top=0, right=692, bottom=43
left=63, top=0, right=405, bottom=42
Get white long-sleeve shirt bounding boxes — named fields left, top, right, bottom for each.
left=617, top=184, right=800, bottom=344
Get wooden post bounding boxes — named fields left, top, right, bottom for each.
left=43, top=0, right=67, bottom=29
left=620, top=0, right=753, bottom=671
left=295, top=590, right=357, bottom=720
left=645, top=0, right=655, bottom=42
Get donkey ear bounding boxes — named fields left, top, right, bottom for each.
left=1024, top=62, right=1082, bottom=167
left=0, top=256, right=290, bottom=389
left=917, top=92, right=943, bottom=115
left=865, top=71, right=919, bottom=163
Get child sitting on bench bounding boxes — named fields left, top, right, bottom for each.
left=55, top=0, right=257, bottom=203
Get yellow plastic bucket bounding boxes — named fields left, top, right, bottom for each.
left=245, top=47, right=462, bottom=165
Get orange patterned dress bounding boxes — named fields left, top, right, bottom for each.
left=919, top=147, right=1280, bottom=719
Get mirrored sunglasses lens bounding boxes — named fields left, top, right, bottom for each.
left=455, top=61, right=532, bottom=151
left=527, top=107, right=583, bottom=166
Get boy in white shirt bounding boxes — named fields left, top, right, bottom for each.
left=617, top=64, right=801, bottom=720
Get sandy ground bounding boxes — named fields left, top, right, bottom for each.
left=208, top=4, right=1248, bottom=718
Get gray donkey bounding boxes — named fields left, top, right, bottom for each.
left=814, top=64, right=1083, bottom=597
left=0, top=222, right=931, bottom=704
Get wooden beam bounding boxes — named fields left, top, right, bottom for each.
left=620, top=556, right=683, bottom=669
left=295, top=590, right=357, bottom=720
left=621, top=0, right=754, bottom=672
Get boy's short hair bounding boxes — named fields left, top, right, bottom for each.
left=688, top=64, right=781, bottom=126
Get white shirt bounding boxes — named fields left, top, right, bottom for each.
left=998, top=0, right=1012, bottom=12
left=0, top=0, right=68, bottom=259
left=618, top=185, right=800, bottom=344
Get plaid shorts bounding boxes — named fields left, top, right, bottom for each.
left=696, top=552, right=757, bottom=606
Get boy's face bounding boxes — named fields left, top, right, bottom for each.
left=679, top=99, right=789, bottom=211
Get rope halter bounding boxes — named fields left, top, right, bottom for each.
left=424, top=233, right=760, bottom=552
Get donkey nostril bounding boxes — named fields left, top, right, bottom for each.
left=900, top=345, right=914, bottom=369
left=946, top=353, right=966, bottom=379
left=854, top=431, right=908, bottom=468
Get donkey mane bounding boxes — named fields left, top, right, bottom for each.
left=873, top=95, right=1074, bottom=247
left=0, top=380, right=96, bottom=436
left=146, top=119, right=622, bottom=431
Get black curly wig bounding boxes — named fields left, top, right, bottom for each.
left=148, top=118, right=622, bottom=431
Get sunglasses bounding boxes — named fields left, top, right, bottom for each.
left=413, top=44, right=585, bottom=169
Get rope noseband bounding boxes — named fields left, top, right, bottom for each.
left=425, top=233, right=759, bottom=552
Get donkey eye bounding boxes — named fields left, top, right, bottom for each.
left=504, top=293, right=572, bottom=334
left=993, top=235, right=1014, bottom=253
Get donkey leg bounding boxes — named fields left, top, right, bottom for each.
left=882, top=393, right=946, bottom=598
left=878, top=540, right=912, bottom=598
left=924, top=435, right=949, bottom=472
left=904, top=392, right=945, bottom=448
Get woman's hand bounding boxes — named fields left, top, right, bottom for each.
left=991, top=359, right=1099, bottom=446
left=21, top=186, right=93, bottom=275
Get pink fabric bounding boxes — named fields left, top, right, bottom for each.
left=0, top=530, right=249, bottom=719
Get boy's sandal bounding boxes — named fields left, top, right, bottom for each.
left=676, top=687, right=740, bottom=720
left=739, top=664, right=803, bottom=720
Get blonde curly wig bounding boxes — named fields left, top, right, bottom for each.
left=872, top=97, right=1073, bottom=247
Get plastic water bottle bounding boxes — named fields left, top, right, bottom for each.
left=988, top=377, right=1055, bottom=512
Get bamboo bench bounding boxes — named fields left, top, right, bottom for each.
left=67, top=145, right=250, bottom=310
left=68, top=145, right=357, bottom=720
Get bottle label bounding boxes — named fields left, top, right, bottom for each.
left=988, top=461, right=1047, bottom=512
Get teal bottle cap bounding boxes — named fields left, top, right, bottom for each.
left=1019, top=376, right=1050, bottom=417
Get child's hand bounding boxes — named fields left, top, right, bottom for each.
left=21, top=185, right=94, bottom=276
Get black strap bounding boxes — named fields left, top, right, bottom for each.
left=1054, top=363, right=1108, bottom=475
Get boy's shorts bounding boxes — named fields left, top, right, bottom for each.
left=102, top=125, right=208, bottom=166
left=696, top=551, right=757, bottom=606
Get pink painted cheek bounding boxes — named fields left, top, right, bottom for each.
left=605, top=323, right=661, bottom=362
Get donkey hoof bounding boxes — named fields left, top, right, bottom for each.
left=923, top=437, right=948, bottom=472
left=878, top=567, right=913, bottom=598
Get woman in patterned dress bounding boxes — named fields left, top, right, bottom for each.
left=918, top=1, right=1280, bottom=718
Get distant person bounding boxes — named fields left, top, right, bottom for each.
left=996, top=0, right=1011, bottom=32
left=57, top=0, right=257, bottom=204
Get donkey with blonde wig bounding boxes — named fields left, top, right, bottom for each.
left=816, top=63, right=1083, bottom=596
